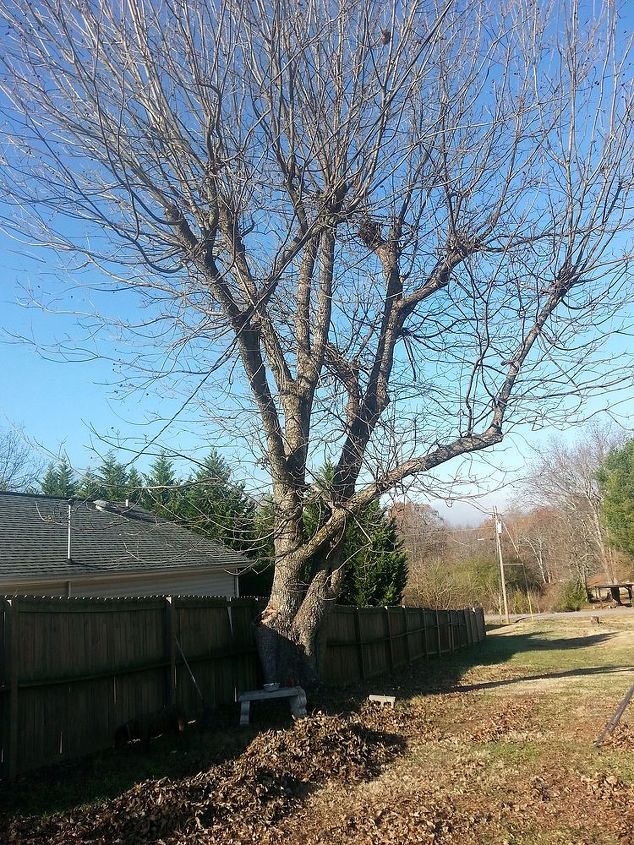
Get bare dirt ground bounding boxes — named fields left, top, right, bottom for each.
left=2, top=617, right=633, bottom=844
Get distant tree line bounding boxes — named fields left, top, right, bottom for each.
left=9, top=418, right=634, bottom=613
left=396, top=424, right=634, bottom=614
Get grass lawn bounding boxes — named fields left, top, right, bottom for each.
left=1, top=616, right=633, bottom=843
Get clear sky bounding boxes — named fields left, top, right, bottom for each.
left=2, top=221, right=634, bottom=524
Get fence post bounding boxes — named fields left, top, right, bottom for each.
left=383, top=608, right=394, bottom=673
left=354, top=609, right=366, bottom=680
left=435, top=609, right=442, bottom=656
left=422, top=609, right=429, bottom=659
left=401, top=606, right=411, bottom=664
left=7, top=598, right=19, bottom=781
left=164, top=596, right=177, bottom=706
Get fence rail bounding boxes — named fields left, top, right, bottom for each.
left=0, top=596, right=485, bottom=780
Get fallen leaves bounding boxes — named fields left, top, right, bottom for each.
left=600, top=720, right=634, bottom=751
left=4, top=714, right=404, bottom=845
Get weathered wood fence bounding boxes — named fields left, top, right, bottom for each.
left=323, top=604, right=485, bottom=684
left=0, top=596, right=485, bottom=780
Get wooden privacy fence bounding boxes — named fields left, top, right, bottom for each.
left=323, top=605, right=486, bottom=684
left=0, top=596, right=485, bottom=780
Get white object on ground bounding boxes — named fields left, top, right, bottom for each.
left=238, top=686, right=307, bottom=726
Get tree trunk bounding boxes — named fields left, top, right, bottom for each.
left=255, top=546, right=344, bottom=688
left=254, top=604, right=324, bottom=689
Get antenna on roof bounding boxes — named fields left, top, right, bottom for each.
left=67, top=497, right=75, bottom=562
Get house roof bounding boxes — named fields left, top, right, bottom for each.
left=0, top=491, right=250, bottom=583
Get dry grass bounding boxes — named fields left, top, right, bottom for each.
left=2, top=616, right=633, bottom=843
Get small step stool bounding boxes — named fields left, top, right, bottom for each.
left=238, top=686, right=307, bottom=726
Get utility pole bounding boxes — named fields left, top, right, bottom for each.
left=494, top=507, right=510, bottom=624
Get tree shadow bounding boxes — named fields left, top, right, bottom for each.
left=1, top=627, right=626, bottom=827
left=470, top=629, right=619, bottom=662
left=453, top=664, right=632, bottom=693
left=312, top=628, right=628, bottom=713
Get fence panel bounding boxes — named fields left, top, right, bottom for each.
left=175, top=597, right=235, bottom=712
left=0, top=594, right=264, bottom=779
left=358, top=608, right=389, bottom=679
left=322, top=606, right=361, bottom=684
left=386, top=607, right=407, bottom=669
left=406, top=608, right=426, bottom=662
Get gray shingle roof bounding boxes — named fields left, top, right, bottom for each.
left=0, top=491, right=250, bottom=582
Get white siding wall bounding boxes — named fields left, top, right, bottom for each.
left=1, top=568, right=237, bottom=598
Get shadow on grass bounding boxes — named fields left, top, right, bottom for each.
left=472, top=629, right=619, bottom=663
left=453, top=664, right=633, bottom=693
left=312, top=629, right=628, bottom=715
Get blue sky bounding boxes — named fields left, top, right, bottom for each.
left=2, top=221, right=634, bottom=525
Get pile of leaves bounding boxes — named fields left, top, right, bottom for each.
left=4, top=713, right=404, bottom=845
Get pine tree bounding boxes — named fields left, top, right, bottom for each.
left=337, top=501, right=408, bottom=607
left=240, top=496, right=276, bottom=596
left=126, top=466, right=144, bottom=504
left=78, top=451, right=129, bottom=502
left=180, top=450, right=256, bottom=553
left=269, top=463, right=408, bottom=606
left=41, top=462, right=59, bottom=496
left=40, top=458, right=77, bottom=497
left=597, top=439, right=634, bottom=556
left=144, top=451, right=179, bottom=517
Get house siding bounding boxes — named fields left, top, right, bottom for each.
left=0, top=568, right=237, bottom=598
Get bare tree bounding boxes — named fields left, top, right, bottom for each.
left=505, top=507, right=559, bottom=585
left=390, top=501, right=447, bottom=565
left=1, top=0, right=634, bottom=681
left=0, top=428, right=42, bottom=491
left=520, top=424, right=625, bottom=584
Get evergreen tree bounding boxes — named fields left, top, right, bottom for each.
left=143, top=451, right=179, bottom=517
left=337, top=500, right=408, bottom=607
left=245, top=463, right=408, bottom=604
left=180, top=451, right=256, bottom=553
left=41, top=458, right=77, bottom=497
left=597, top=440, right=634, bottom=556
left=78, top=451, right=130, bottom=502
left=240, top=497, right=276, bottom=596
left=77, top=468, right=100, bottom=501
left=41, top=462, right=59, bottom=496
left=125, top=466, right=144, bottom=504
